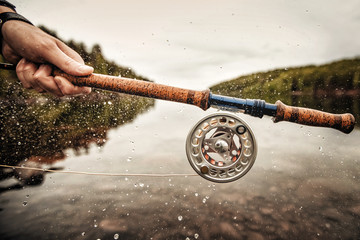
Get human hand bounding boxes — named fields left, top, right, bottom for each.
left=1, top=20, right=93, bottom=96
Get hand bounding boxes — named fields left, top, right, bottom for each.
left=1, top=20, right=93, bottom=96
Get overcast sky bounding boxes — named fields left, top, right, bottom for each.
left=12, top=0, right=360, bottom=88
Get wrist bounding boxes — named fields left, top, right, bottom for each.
left=0, top=12, right=33, bottom=55
left=0, top=6, right=15, bottom=13
left=0, top=0, right=15, bottom=13
left=0, top=1, right=16, bottom=54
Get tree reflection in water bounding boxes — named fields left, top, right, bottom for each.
left=0, top=90, right=154, bottom=193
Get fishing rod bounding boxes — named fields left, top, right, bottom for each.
left=0, top=62, right=356, bottom=183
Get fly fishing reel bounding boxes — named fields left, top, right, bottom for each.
left=186, top=113, right=257, bottom=183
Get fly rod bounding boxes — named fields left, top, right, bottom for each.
left=1, top=62, right=356, bottom=182
left=0, top=62, right=355, bottom=134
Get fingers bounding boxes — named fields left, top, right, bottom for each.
left=33, top=65, right=64, bottom=97
left=16, top=58, right=43, bottom=92
left=16, top=58, right=30, bottom=88
left=16, top=58, right=91, bottom=97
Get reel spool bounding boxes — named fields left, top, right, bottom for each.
left=186, top=113, right=257, bottom=183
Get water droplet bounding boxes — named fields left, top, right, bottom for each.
left=202, top=198, right=207, bottom=203
left=195, top=193, right=199, bottom=197
left=178, top=215, right=183, bottom=221
left=102, top=208, right=106, bottom=212
left=114, top=233, right=119, bottom=239
left=127, top=157, right=132, bottom=162
left=139, top=183, right=144, bottom=188
left=194, top=233, right=199, bottom=239
left=22, top=201, right=28, bottom=206
left=94, top=223, right=98, bottom=227
left=81, top=232, right=85, bottom=236
left=319, top=146, right=323, bottom=151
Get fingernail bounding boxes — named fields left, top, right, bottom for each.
left=54, top=76, right=64, bottom=84
left=79, top=65, right=94, bottom=73
left=83, top=87, right=92, bottom=94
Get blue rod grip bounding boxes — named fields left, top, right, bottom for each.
left=209, top=93, right=277, bottom=118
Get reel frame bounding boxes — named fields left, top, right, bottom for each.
left=186, top=113, right=257, bottom=183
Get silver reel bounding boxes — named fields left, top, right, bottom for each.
left=186, top=113, right=257, bottom=183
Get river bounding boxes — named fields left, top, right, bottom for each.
left=0, top=96, right=359, bottom=239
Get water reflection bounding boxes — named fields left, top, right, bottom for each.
left=291, top=94, right=359, bottom=121
left=1, top=69, right=359, bottom=239
left=0, top=90, right=154, bottom=193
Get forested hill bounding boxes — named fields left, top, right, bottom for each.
left=39, top=26, right=148, bottom=80
left=210, top=58, right=360, bottom=103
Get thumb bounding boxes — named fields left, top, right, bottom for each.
left=57, top=54, right=93, bottom=76
left=45, top=47, right=94, bottom=76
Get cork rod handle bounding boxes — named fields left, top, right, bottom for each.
left=273, top=101, right=355, bottom=134
left=53, top=70, right=210, bottom=110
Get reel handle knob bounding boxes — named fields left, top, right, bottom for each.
left=274, top=100, right=355, bottom=134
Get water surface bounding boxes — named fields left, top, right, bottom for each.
left=0, top=97, right=359, bottom=239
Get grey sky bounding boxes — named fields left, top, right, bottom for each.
left=12, top=0, right=360, bottom=88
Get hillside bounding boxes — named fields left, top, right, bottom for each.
left=210, top=58, right=360, bottom=120
left=211, top=58, right=360, bottom=100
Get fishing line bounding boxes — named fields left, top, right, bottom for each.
left=0, top=164, right=198, bottom=178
